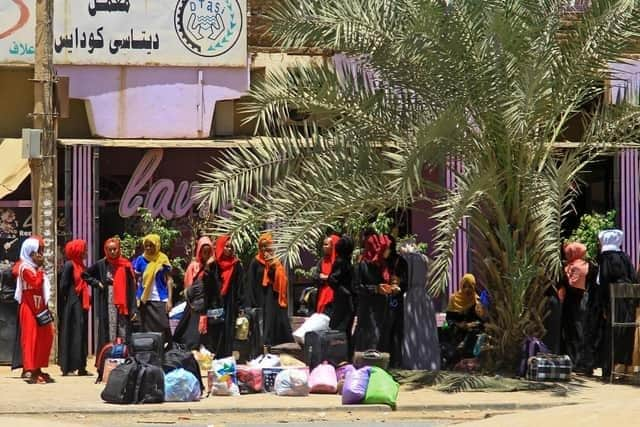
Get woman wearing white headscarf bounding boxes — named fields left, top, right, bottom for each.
left=584, top=229, right=637, bottom=379
left=15, top=238, right=54, bottom=384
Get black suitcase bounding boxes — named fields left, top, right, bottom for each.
left=304, top=330, right=348, bottom=369
left=131, top=332, right=164, bottom=367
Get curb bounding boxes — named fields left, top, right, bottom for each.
left=0, top=401, right=581, bottom=416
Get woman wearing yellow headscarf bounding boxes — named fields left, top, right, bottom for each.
left=245, top=233, right=293, bottom=348
left=443, top=274, right=486, bottom=367
left=133, top=234, right=173, bottom=344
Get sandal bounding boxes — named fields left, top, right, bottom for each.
left=40, top=372, right=55, bottom=383
left=77, top=369, right=93, bottom=377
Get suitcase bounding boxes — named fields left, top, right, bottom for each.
left=304, top=330, right=348, bottom=369
left=131, top=332, right=164, bottom=367
left=353, top=350, right=390, bottom=370
left=526, top=354, right=572, bottom=381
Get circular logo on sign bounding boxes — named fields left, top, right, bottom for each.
left=174, top=0, right=243, bottom=58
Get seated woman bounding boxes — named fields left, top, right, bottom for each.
left=443, top=274, right=485, bottom=366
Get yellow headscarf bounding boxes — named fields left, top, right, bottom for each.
left=140, top=234, right=171, bottom=303
left=447, top=273, right=479, bottom=313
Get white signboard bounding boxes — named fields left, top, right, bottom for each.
left=0, top=0, right=36, bottom=64
left=53, top=0, right=247, bottom=66
left=2, top=0, right=247, bottom=66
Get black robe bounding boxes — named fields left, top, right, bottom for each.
left=211, top=262, right=244, bottom=358
left=82, top=258, right=138, bottom=351
left=58, top=261, right=88, bottom=374
left=245, top=259, right=293, bottom=347
left=353, top=261, right=387, bottom=352
left=173, top=266, right=217, bottom=351
left=592, top=250, right=638, bottom=376
left=380, top=254, right=408, bottom=368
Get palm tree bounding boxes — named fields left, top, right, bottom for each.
left=197, top=0, right=640, bottom=370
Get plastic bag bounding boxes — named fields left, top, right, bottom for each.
left=248, top=354, right=281, bottom=368
left=274, top=369, right=310, bottom=396
left=237, top=365, right=263, bottom=393
left=193, top=345, right=214, bottom=372
left=363, top=367, right=399, bottom=408
left=335, top=364, right=355, bottom=394
left=309, top=362, right=337, bottom=394
left=341, top=366, right=371, bottom=405
left=165, top=368, right=201, bottom=402
left=292, top=313, right=330, bottom=345
left=208, top=357, right=239, bottom=396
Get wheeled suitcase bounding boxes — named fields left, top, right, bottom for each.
left=304, top=330, right=348, bottom=369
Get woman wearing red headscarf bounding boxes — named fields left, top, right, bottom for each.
left=353, top=232, right=402, bottom=353
left=59, top=239, right=92, bottom=376
left=173, top=236, right=216, bottom=350
left=245, top=233, right=293, bottom=348
left=209, top=235, right=244, bottom=357
left=83, top=237, right=138, bottom=352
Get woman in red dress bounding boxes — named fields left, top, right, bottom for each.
left=15, top=237, right=54, bottom=384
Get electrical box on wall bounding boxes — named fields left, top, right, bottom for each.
left=21, top=128, right=43, bottom=159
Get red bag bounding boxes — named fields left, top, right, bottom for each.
left=237, top=365, right=263, bottom=393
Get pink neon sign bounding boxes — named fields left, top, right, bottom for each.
left=118, top=149, right=199, bottom=220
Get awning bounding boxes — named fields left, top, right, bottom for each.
left=57, top=137, right=262, bottom=148
left=0, top=138, right=30, bottom=199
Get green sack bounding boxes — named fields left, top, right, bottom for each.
left=363, top=366, right=400, bottom=408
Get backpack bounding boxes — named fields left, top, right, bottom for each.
left=163, top=344, right=204, bottom=392
left=131, top=332, right=164, bottom=367
left=101, top=358, right=141, bottom=404
left=95, top=337, right=129, bottom=383
left=134, top=362, right=165, bottom=404
left=519, top=336, right=550, bottom=377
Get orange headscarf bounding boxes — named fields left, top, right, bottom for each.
left=564, top=242, right=589, bottom=290
left=104, top=237, right=134, bottom=315
left=317, top=234, right=340, bottom=313
left=184, top=236, right=213, bottom=288
left=215, top=235, right=238, bottom=297
left=255, top=233, right=288, bottom=308
left=65, top=239, right=91, bottom=311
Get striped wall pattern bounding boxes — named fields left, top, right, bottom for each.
left=445, top=159, right=469, bottom=294
left=619, top=149, right=639, bottom=267
left=72, top=145, right=95, bottom=351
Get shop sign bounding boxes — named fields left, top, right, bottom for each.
left=119, top=149, right=200, bottom=220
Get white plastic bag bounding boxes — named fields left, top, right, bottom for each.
left=292, top=313, right=330, bottom=345
left=247, top=354, right=281, bottom=369
left=169, top=301, right=187, bottom=320
left=208, top=357, right=239, bottom=396
left=274, top=369, right=310, bottom=396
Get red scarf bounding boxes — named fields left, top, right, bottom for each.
left=317, top=235, right=340, bottom=313
left=564, top=242, right=589, bottom=290
left=215, top=235, right=238, bottom=297
left=65, top=239, right=91, bottom=311
left=104, top=238, right=133, bottom=315
left=256, top=233, right=288, bottom=308
left=361, top=234, right=391, bottom=281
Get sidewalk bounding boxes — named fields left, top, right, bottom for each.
left=0, top=364, right=628, bottom=417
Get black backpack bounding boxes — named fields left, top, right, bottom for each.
left=134, top=362, right=165, bottom=404
left=100, top=358, right=140, bottom=404
left=101, top=357, right=165, bottom=404
left=131, top=332, right=164, bottom=367
left=163, top=344, right=204, bottom=392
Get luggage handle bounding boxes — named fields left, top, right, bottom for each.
left=134, top=364, right=146, bottom=404
left=363, top=350, right=382, bottom=358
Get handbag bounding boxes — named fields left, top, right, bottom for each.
left=35, top=308, right=54, bottom=326
left=353, top=350, right=390, bottom=369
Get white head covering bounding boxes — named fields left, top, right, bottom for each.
left=14, top=238, right=50, bottom=305
left=599, top=229, right=624, bottom=253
